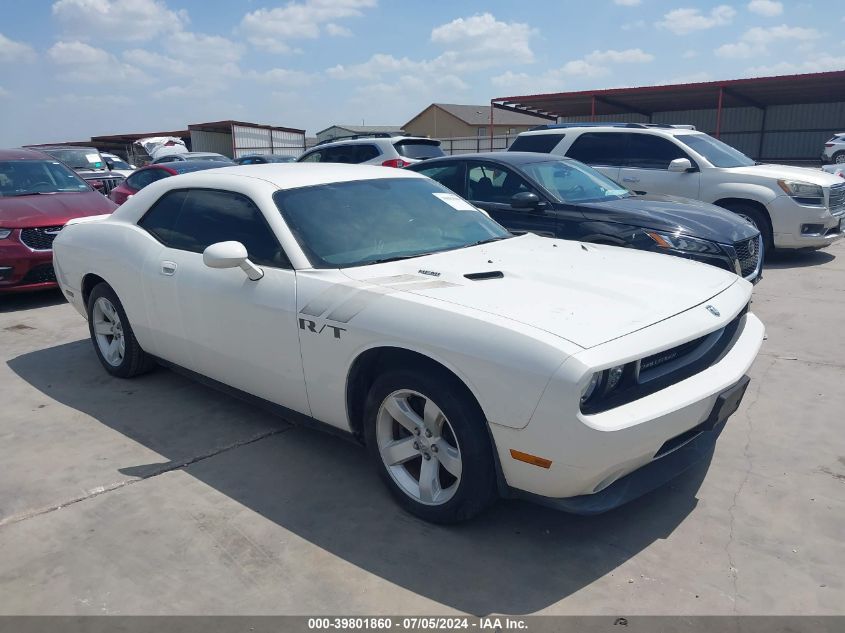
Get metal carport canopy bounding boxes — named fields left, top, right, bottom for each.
left=491, top=70, right=845, bottom=121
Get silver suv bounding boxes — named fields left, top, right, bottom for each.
left=822, top=133, right=845, bottom=165
left=298, top=134, right=445, bottom=168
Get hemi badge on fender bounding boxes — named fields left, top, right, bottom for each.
left=418, top=269, right=440, bottom=277
left=510, top=449, right=553, bottom=469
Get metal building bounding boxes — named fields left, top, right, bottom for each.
left=187, top=120, right=306, bottom=159
left=490, top=71, right=845, bottom=162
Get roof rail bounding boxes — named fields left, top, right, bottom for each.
left=315, top=132, right=415, bottom=146
left=528, top=122, right=649, bottom=131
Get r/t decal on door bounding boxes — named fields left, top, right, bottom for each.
left=298, top=318, right=346, bottom=339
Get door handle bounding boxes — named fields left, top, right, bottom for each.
left=622, top=177, right=640, bottom=183
left=160, top=261, right=177, bottom=276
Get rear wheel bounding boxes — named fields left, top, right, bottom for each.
left=834, top=152, right=845, bottom=165
left=719, top=202, right=773, bottom=254
left=87, top=283, right=156, bottom=378
left=364, top=369, right=496, bottom=523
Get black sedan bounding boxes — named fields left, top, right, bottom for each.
left=408, top=152, right=762, bottom=282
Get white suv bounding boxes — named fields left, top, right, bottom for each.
left=298, top=134, right=445, bottom=168
left=510, top=124, right=845, bottom=251
left=822, top=133, right=845, bottom=165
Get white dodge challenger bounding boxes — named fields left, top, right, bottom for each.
left=53, top=164, right=765, bottom=523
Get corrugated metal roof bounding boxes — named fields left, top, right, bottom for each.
left=414, top=104, right=551, bottom=126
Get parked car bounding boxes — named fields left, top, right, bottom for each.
left=0, top=148, right=116, bottom=293
left=298, top=133, right=445, bottom=168
left=151, top=152, right=233, bottom=165
left=822, top=132, right=845, bottom=165
left=53, top=164, right=764, bottom=523
left=236, top=154, right=296, bottom=165
left=509, top=123, right=845, bottom=251
left=822, top=164, right=845, bottom=179
left=108, top=161, right=229, bottom=206
left=100, top=152, right=136, bottom=178
left=409, top=152, right=763, bottom=282
left=36, top=145, right=124, bottom=196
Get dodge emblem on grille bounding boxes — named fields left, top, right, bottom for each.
left=706, top=305, right=721, bottom=317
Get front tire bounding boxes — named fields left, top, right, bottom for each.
left=86, top=283, right=156, bottom=378
left=720, top=202, right=773, bottom=254
left=364, top=369, right=496, bottom=523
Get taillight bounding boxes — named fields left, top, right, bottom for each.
left=825, top=143, right=834, bottom=147
left=382, top=158, right=411, bottom=168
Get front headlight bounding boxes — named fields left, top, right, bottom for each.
left=0, top=228, right=12, bottom=239
left=646, top=231, right=722, bottom=255
left=581, top=364, right=627, bottom=407
left=778, top=179, right=824, bottom=205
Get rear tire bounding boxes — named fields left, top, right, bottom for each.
left=364, top=368, right=497, bottom=524
left=834, top=152, right=845, bottom=165
left=86, top=283, right=156, bottom=378
left=719, top=202, right=773, bottom=254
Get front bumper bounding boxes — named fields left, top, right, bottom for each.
left=768, top=196, right=844, bottom=249
left=0, top=231, right=57, bottom=293
left=490, top=280, right=764, bottom=506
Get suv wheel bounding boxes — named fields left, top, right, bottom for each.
left=720, top=203, right=773, bottom=254
left=834, top=152, right=845, bottom=165
left=364, top=369, right=496, bottom=523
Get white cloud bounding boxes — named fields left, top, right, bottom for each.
left=325, top=23, right=352, bottom=37
left=746, top=54, right=845, bottom=75
left=657, top=5, right=736, bottom=35
left=716, top=25, right=819, bottom=58
left=246, top=68, right=316, bottom=87
left=0, top=86, right=7, bottom=98
left=240, top=0, right=376, bottom=53
left=52, top=0, right=187, bottom=41
left=0, top=33, right=36, bottom=62
left=165, top=31, right=243, bottom=66
left=47, top=40, right=151, bottom=83
left=747, top=0, right=783, bottom=17
left=430, top=13, right=536, bottom=66
left=614, top=0, right=642, bottom=5
left=585, top=48, right=654, bottom=64
left=656, top=71, right=713, bottom=85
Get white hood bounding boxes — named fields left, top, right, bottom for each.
left=342, top=235, right=740, bottom=349
left=727, top=163, right=843, bottom=187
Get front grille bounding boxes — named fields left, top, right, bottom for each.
left=733, top=235, right=762, bottom=278
left=830, top=183, right=845, bottom=214
left=20, top=225, right=63, bottom=250
left=84, top=175, right=123, bottom=195
left=21, top=264, right=57, bottom=285
left=640, top=334, right=707, bottom=373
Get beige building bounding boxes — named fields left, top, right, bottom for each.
left=403, top=103, right=550, bottom=138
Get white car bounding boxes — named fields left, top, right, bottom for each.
left=101, top=152, right=136, bottom=178
left=511, top=124, right=845, bottom=251
left=822, top=133, right=845, bottom=165
left=298, top=134, right=445, bottom=168
left=52, top=165, right=764, bottom=523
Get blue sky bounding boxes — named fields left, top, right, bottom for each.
left=0, top=0, right=842, bottom=146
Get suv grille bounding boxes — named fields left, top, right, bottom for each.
left=830, top=183, right=845, bottom=214
left=84, top=175, right=123, bottom=195
left=734, top=236, right=762, bottom=278
left=20, top=225, right=63, bottom=250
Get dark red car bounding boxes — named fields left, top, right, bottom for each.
left=0, top=149, right=117, bottom=293
left=108, top=160, right=228, bottom=205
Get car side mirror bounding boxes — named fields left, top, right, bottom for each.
left=668, top=158, right=694, bottom=173
left=511, top=191, right=545, bottom=210
left=203, top=241, right=264, bottom=281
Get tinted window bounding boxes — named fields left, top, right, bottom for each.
left=565, top=133, right=626, bottom=165
left=508, top=133, right=566, bottom=153
left=625, top=134, right=690, bottom=169
left=414, top=163, right=466, bottom=195
left=467, top=164, right=533, bottom=204
left=0, top=159, right=90, bottom=196
left=322, top=145, right=363, bottom=164
left=274, top=178, right=509, bottom=268
left=355, top=145, right=380, bottom=162
left=299, top=150, right=323, bottom=163
left=138, top=189, right=289, bottom=267
left=126, top=168, right=169, bottom=191
left=394, top=140, right=445, bottom=160
left=521, top=160, right=630, bottom=203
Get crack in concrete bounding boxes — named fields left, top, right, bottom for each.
left=724, top=357, right=775, bottom=614
left=757, top=352, right=845, bottom=369
left=0, top=426, right=292, bottom=529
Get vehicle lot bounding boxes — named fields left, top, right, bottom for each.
left=1, top=245, right=843, bottom=615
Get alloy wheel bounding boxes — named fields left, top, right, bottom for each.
left=92, top=297, right=125, bottom=367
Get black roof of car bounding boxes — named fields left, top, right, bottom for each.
left=409, top=151, right=568, bottom=167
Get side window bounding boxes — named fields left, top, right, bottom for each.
left=508, top=133, right=566, bottom=153
left=625, top=134, right=691, bottom=170
left=355, top=144, right=381, bottom=162
left=322, top=145, right=359, bottom=164
left=299, top=150, right=322, bottom=163
left=467, top=164, right=532, bottom=205
left=138, top=189, right=290, bottom=268
left=126, top=168, right=168, bottom=191
left=565, top=132, right=626, bottom=166
left=414, top=163, right=466, bottom=195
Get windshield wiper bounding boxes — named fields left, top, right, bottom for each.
left=364, top=253, right=428, bottom=265
left=458, top=235, right=512, bottom=249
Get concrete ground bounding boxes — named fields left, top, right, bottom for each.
left=0, top=243, right=843, bottom=616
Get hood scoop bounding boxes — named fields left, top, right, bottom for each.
left=464, top=271, right=504, bottom=281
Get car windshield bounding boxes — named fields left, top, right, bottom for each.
left=43, top=148, right=106, bottom=171
left=394, top=140, right=445, bottom=160
left=0, top=160, right=90, bottom=197
left=107, top=157, right=132, bottom=170
left=521, top=159, right=630, bottom=203
left=675, top=134, right=756, bottom=168
left=275, top=177, right=511, bottom=268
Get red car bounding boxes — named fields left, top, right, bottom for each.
left=108, top=160, right=227, bottom=205
left=0, top=149, right=117, bottom=293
